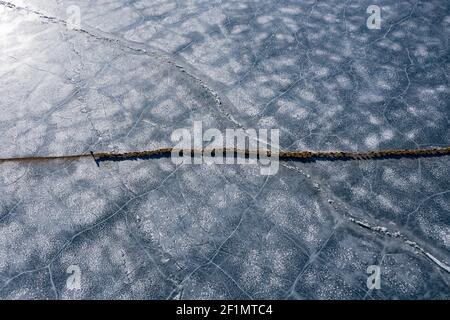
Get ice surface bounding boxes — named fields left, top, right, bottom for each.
left=0, top=0, right=449, bottom=299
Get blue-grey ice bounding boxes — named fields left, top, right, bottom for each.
left=0, top=0, right=449, bottom=299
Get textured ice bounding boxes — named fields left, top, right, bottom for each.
left=0, top=0, right=449, bottom=299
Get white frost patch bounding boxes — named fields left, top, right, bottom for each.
left=381, top=129, right=394, bottom=141
left=257, top=116, right=278, bottom=128
left=376, top=194, right=400, bottom=213
left=257, top=15, right=274, bottom=24
left=277, top=100, right=308, bottom=120
left=299, top=89, right=316, bottom=102
left=364, top=134, right=380, bottom=148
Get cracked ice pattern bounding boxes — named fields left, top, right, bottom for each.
left=0, top=0, right=449, bottom=299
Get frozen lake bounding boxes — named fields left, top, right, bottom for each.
left=0, top=0, right=449, bottom=299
